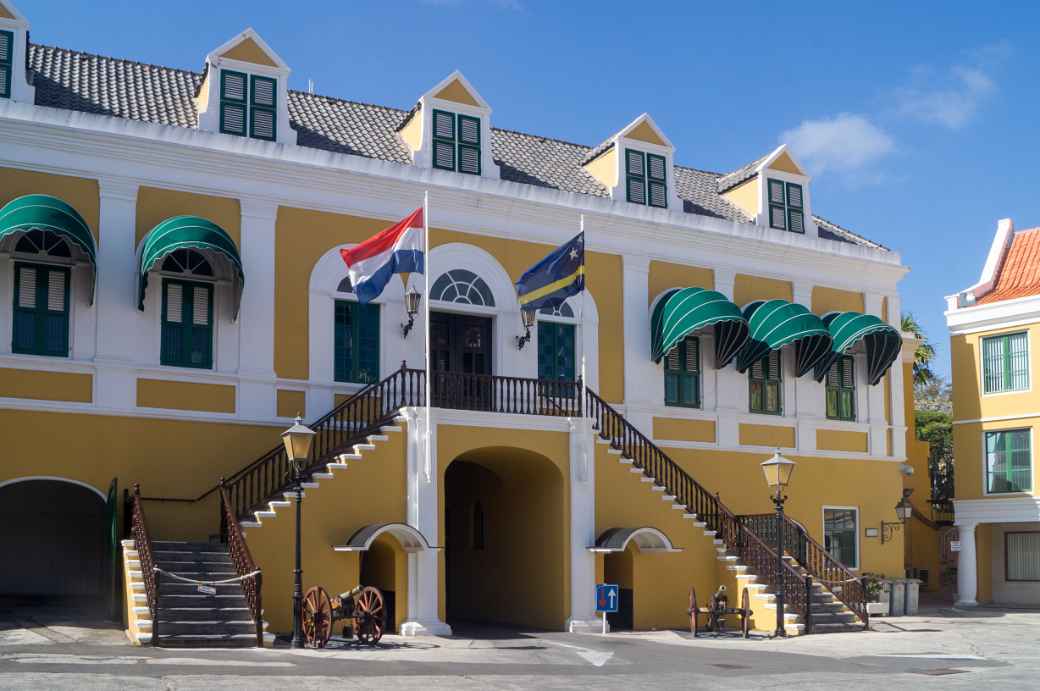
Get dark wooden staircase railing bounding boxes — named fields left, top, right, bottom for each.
left=128, top=484, right=159, bottom=645
left=219, top=481, right=264, bottom=647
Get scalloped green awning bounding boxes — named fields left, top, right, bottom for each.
left=651, top=287, right=749, bottom=368
left=138, top=216, right=244, bottom=319
left=0, top=194, right=97, bottom=303
left=736, top=299, right=832, bottom=376
left=813, top=311, right=903, bottom=385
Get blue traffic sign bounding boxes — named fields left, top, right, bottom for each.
left=596, top=583, right=619, bottom=613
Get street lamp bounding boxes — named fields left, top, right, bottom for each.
left=881, top=490, right=914, bottom=544
left=401, top=288, right=422, bottom=338
left=761, top=449, right=796, bottom=638
left=282, top=416, right=315, bottom=649
left=516, top=309, right=536, bottom=350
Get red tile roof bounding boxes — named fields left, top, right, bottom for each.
left=978, top=228, right=1040, bottom=304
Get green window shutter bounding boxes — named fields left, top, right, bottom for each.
left=457, top=114, right=481, bottom=175
left=646, top=153, right=668, bottom=208
left=334, top=300, right=354, bottom=383
left=538, top=321, right=576, bottom=382
left=626, top=149, right=647, bottom=205
left=219, top=70, right=248, bottom=137
left=664, top=336, right=700, bottom=407
left=1008, top=332, right=1029, bottom=391
left=826, top=356, right=855, bottom=421
left=749, top=350, right=782, bottom=414
left=767, top=179, right=787, bottom=230
left=786, top=182, right=805, bottom=233
left=334, top=300, right=380, bottom=383
left=0, top=30, right=12, bottom=99
left=12, top=263, right=69, bottom=357
left=356, top=303, right=380, bottom=383
left=161, top=279, right=213, bottom=368
left=249, top=75, right=277, bottom=141
left=983, top=333, right=1029, bottom=393
left=432, top=110, right=457, bottom=171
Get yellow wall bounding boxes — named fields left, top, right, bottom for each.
left=653, top=417, right=716, bottom=443
left=976, top=523, right=993, bottom=602
left=734, top=273, right=792, bottom=307
left=951, top=325, right=1040, bottom=424
left=648, top=260, right=714, bottom=303
left=219, top=37, right=278, bottom=67
left=0, top=167, right=100, bottom=243
left=739, top=423, right=796, bottom=448
left=276, top=389, right=306, bottom=419
left=136, top=379, right=236, bottom=414
left=816, top=429, right=868, bottom=453
left=721, top=178, right=759, bottom=220
left=811, top=286, right=864, bottom=315
left=0, top=368, right=92, bottom=403
left=437, top=426, right=570, bottom=629
left=399, top=112, right=422, bottom=153
left=582, top=148, right=618, bottom=193
left=767, top=151, right=804, bottom=175
left=136, top=187, right=242, bottom=247
left=626, top=121, right=667, bottom=147
left=433, top=78, right=481, bottom=107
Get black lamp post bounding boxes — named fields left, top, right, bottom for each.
left=761, top=449, right=796, bottom=638
left=516, top=309, right=536, bottom=350
left=282, top=416, right=315, bottom=649
left=401, top=288, right=421, bottom=338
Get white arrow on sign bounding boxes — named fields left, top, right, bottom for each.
left=607, top=589, right=617, bottom=608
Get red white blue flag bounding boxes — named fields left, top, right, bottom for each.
left=340, top=208, right=425, bottom=303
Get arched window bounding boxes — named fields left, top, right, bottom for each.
left=539, top=302, right=574, bottom=319
left=332, top=273, right=378, bottom=384
left=337, top=276, right=354, bottom=293
left=14, top=229, right=72, bottom=258
left=11, top=230, right=73, bottom=358
left=431, top=269, right=495, bottom=307
left=160, top=250, right=215, bottom=369
left=161, top=249, right=213, bottom=277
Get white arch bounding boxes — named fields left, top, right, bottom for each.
left=588, top=526, right=682, bottom=553
left=332, top=522, right=435, bottom=553
left=0, top=476, right=106, bottom=500
left=427, top=243, right=516, bottom=314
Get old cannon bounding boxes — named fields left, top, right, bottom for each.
left=302, top=584, right=386, bottom=647
left=688, top=585, right=751, bottom=638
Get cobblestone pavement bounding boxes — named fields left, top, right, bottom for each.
left=1, top=605, right=1038, bottom=689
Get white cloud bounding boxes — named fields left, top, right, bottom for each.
left=780, top=114, right=895, bottom=176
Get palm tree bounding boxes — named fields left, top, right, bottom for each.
left=901, top=313, right=936, bottom=384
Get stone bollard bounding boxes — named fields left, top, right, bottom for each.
left=889, top=579, right=906, bottom=616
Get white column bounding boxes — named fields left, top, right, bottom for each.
left=94, top=178, right=140, bottom=410
left=237, top=198, right=278, bottom=419
left=621, top=254, right=653, bottom=433
left=864, top=293, right=888, bottom=455
left=792, top=281, right=819, bottom=453
left=401, top=408, right=452, bottom=636
left=889, top=348, right=908, bottom=459
left=714, top=269, right=741, bottom=447
left=567, top=417, right=599, bottom=632
left=955, top=521, right=979, bottom=607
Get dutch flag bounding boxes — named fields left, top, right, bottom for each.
left=340, top=208, right=425, bottom=303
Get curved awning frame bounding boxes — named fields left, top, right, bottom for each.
left=587, top=526, right=682, bottom=553
left=651, top=287, right=749, bottom=369
left=735, top=299, right=833, bottom=377
left=138, top=215, right=244, bottom=320
left=332, top=523, right=437, bottom=553
left=0, top=194, right=97, bottom=304
left=813, top=311, right=903, bottom=385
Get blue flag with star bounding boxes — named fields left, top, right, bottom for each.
left=515, top=232, right=585, bottom=312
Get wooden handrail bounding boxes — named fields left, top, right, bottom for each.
left=129, top=484, right=160, bottom=646
left=219, top=482, right=263, bottom=647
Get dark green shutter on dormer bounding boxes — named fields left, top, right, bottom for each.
left=432, top=109, right=456, bottom=171
left=646, top=153, right=667, bottom=208
left=626, top=149, right=646, bottom=204
left=786, top=182, right=804, bottom=233
left=432, top=110, right=480, bottom=175
left=457, top=114, right=481, bottom=175
left=249, top=75, right=277, bottom=141
left=768, top=179, right=786, bottom=229
left=219, top=70, right=248, bottom=136
left=0, top=30, right=12, bottom=99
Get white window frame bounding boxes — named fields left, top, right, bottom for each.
left=822, top=505, right=860, bottom=571
left=980, top=330, right=1032, bottom=398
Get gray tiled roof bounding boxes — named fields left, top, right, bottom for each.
left=716, top=154, right=766, bottom=193
left=25, top=42, right=884, bottom=251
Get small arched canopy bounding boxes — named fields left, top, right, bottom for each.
left=813, top=311, right=903, bottom=385
left=736, top=299, right=832, bottom=377
left=332, top=523, right=434, bottom=553
left=651, top=287, right=749, bottom=368
left=0, top=194, right=97, bottom=303
left=588, top=527, right=682, bottom=553
left=138, top=216, right=244, bottom=319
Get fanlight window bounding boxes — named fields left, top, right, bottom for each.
left=539, top=302, right=575, bottom=319
left=14, top=229, right=72, bottom=258
left=431, top=269, right=495, bottom=307
left=161, top=249, right=213, bottom=277
left=337, top=276, right=354, bottom=293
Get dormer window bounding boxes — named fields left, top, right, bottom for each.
left=219, top=70, right=277, bottom=141
left=432, top=110, right=481, bottom=175
left=0, top=29, right=12, bottom=98
left=626, top=149, right=667, bottom=208
left=767, top=178, right=804, bottom=233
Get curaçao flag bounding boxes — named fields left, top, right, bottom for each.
left=340, top=208, right=425, bottom=303
left=515, top=232, right=585, bottom=312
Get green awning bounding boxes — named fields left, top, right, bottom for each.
left=813, top=311, right=903, bottom=385
left=138, top=216, right=244, bottom=319
left=0, top=194, right=97, bottom=303
left=735, top=300, right=832, bottom=376
left=651, top=287, right=749, bottom=368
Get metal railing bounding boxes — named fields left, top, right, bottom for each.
left=430, top=371, right=581, bottom=416
left=128, top=484, right=159, bottom=646
left=219, top=481, right=264, bottom=648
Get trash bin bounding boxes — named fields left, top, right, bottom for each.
left=904, top=578, right=921, bottom=615
left=889, top=579, right=906, bottom=616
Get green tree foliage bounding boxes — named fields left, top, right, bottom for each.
left=901, top=313, right=936, bottom=385
left=902, top=312, right=954, bottom=502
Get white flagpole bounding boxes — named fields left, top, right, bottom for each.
left=579, top=214, right=587, bottom=417
left=423, top=191, right=432, bottom=482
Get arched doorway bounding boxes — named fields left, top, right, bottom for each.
left=0, top=479, right=107, bottom=606
left=444, top=447, right=566, bottom=630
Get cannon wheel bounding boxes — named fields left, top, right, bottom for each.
left=303, top=586, right=333, bottom=648
left=353, top=586, right=386, bottom=645
left=688, top=586, right=698, bottom=636
left=741, top=588, right=751, bottom=639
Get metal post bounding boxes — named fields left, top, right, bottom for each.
left=255, top=572, right=264, bottom=648
left=152, top=568, right=160, bottom=647
left=773, top=486, right=787, bottom=637
left=290, top=467, right=304, bottom=649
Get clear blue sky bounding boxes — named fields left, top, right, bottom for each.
left=22, top=1, right=1038, bottom=378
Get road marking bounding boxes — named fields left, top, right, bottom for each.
left=542, top=641, right=615, bottom=667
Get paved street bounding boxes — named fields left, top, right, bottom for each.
left=1, top=604, right=1039, bottom=689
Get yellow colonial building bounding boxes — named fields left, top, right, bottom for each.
left=0, top=5, right=920, bottom=645
left=947, top=218, right=1040, bottom=606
